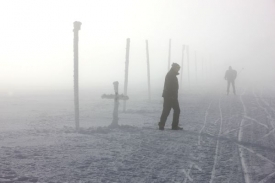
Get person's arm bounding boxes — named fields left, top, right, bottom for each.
left=224, top=71, right=227, bottom=80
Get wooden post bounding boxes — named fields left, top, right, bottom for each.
left=123, top=38, right=130, bottom=112
left=73, top=21, right=81, bottom=131
left=202, top=57, right=204, bottom=82
left=186, top=45, right=190, bottom=87
left=209, top=55, right=213, bottom=80
left=146, top=40, right=151, bottom=100
left=207, top=58, right=209, bottom=80
left=195, top=51, right=197, bottom=83
left=180, top=45, right=185, bottom=90
left=168, top=39, right=171, bottom=71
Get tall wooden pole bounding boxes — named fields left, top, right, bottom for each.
left=207, top=57, right=209, bottom=80
left=180, top=45, right=185, bottom=90
left=202, top=57, right=204, bottom=82
left=209, top=55, right=213, bottom=80
left=195, top=51, right=197, bottom=83
left=146, top=40, right=151, bottom=100
left=123, top=38, right=130, bottom=112
left=186, top=45, right=190, bottom=87
left=73, top=21, right=81, bottom=131
left=168, top=39, right=171, bottom=71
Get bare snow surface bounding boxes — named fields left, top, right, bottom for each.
left=1, top=87, right=275, bottom=183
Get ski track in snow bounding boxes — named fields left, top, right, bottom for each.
left=209, top=96, right=223, bottom=183
left=1, top=87, right=275, bottom=182
left=198, top=101, right=213, bottom=145
left=238, top=88, right=250, bottom=183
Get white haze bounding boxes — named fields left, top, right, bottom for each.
left=0, top=0, right=274, bottom=97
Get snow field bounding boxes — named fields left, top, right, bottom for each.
left=0, top=87, right=275, bottom=182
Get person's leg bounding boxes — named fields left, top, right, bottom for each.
left=232, top=80, right=236, bottom=94
left=159, top=97, right=172, bottom=128
left=171, top=99, right=180, bottom=128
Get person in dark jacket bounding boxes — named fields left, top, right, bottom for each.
left=158, top=63, right=183, bottom=130
left=224, top=66, right=237, bottom=95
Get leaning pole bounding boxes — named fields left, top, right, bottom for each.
left=146, top=40, right=151, bottom=100
left=168, top=39, right=171, bottom=71
left=180, top=45, right=185, bottom=90
left=123, top=38, right=130, bottom=112
left=73, top=21, right=81, bottom=131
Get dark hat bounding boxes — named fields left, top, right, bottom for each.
left=172, top=63, right=180, bottom=68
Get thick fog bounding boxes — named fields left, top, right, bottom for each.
left=0, top=0, right=274, bottom=97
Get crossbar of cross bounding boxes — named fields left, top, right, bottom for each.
left=102, top=81, right=129, bottom=100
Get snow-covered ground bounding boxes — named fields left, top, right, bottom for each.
left=1, top=86, right=275, bottom=183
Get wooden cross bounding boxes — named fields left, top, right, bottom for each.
left=102, top=81, right=129, bottom=127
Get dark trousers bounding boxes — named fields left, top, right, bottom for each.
left=227, top=80, right=235, bottom=94
left=159, top=97, right=180, bottom=127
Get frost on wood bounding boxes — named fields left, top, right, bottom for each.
left=123, top=38, right=130, bottom=112
left=73, top=21, right=81, bottom=131
left=102, top=81, right=129, bottom=127
left=146, top=40, right=151, bottom=100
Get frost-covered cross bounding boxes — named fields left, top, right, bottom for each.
left=101, top=81, right=129, bottom=127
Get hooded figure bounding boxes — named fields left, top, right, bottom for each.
left=158, top=63, right=183, bottom=130
left=224, top=66, right=237, bottom=95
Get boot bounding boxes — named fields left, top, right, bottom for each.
left=158, top=122, right=164, bottom=130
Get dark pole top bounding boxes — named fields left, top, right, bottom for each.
left=73, top=21, right=82, bottom=31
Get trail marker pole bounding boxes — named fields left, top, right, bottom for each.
left=202, top=57, right=204, bottom=80
left=195, top=51, right=197, bottom=83
left=180, top=45, right=186, bottom=90
left=73, top=21, right=81, bottom=131
left=186, top=45, right=190, bottom=87
left=168, top=39, right=171, bottom=71
left=123, top=38, right=130, bottom=112
left=146, top=40, right=151, bottom=100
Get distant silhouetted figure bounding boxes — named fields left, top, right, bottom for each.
left=224, top=66, right=237, bottom=95
left=158, top=63, right=183, bottom=130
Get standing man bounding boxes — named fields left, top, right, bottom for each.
left=224, top=66, right=237, bottom=95
left=158, top=63, right=183, bottom=130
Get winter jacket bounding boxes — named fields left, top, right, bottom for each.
left=224, top=69, right=237, bottom=81
left=162, top=69, right=179, bottom=99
